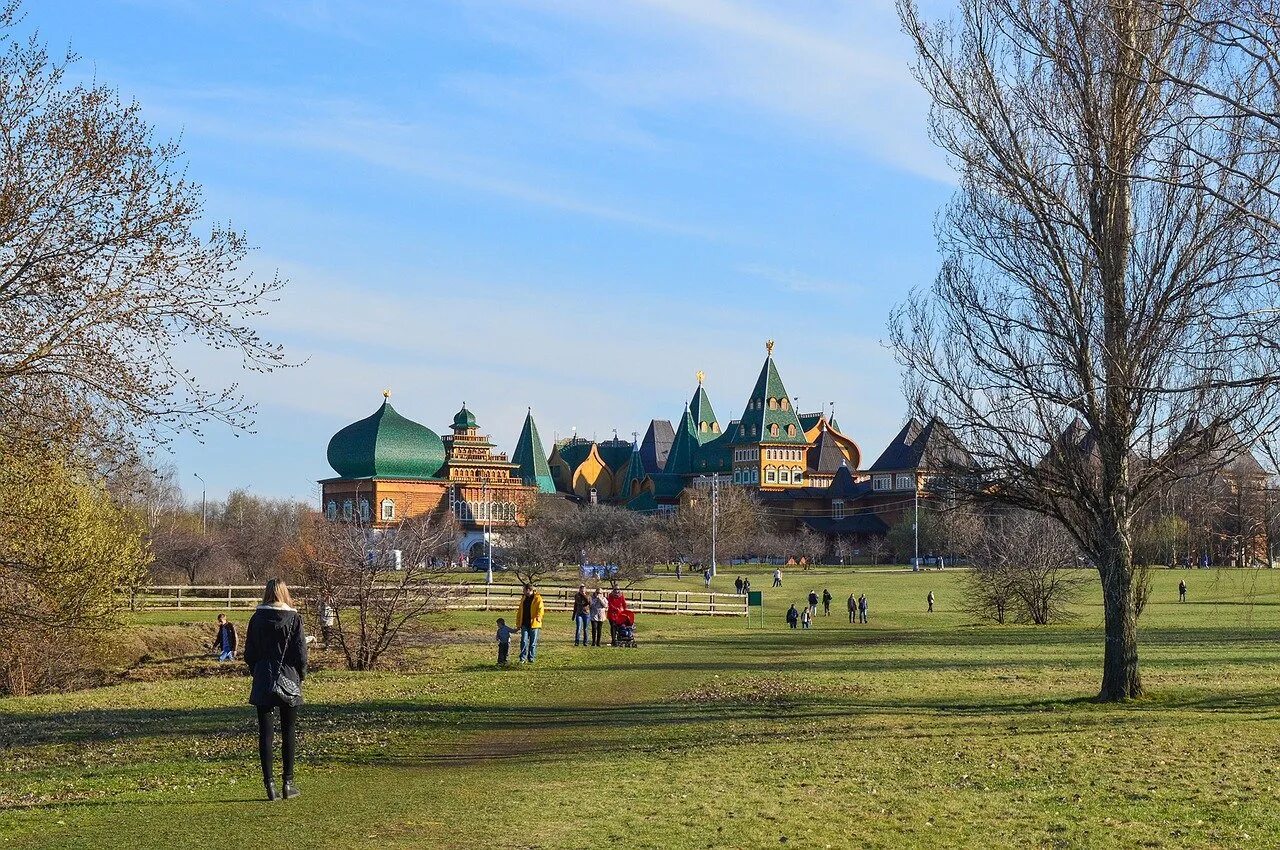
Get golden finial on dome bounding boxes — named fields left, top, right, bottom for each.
left=765, top=339, right=775, bottom=355
left=382, top=388, right=391, bottom=399
left=696, top=370, right=705, bottom=385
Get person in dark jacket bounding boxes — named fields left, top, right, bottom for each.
left=572, top=584, right=590, bottom=647
left=786, top=604, right=799, bottom=629
left=212, top=613, right=238, bottom=661
left=243, top=578, right=308, bottom=801
left=821, top=589, right=832, bottom=616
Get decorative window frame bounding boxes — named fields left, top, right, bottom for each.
left=380, top=498, right=396, bottom=521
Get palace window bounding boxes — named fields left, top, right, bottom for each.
left=793, top=467, right=804, bottom=484
left=752, top=468, right=759, bottom=484
left=873, top=475, right=891, bottom=491
left=712, top=422, right=720, bottom=434
left=833, top=499, right=845, bottom=520
left=766, top=467, right=777, bottom=483
left=780, top=469, right=790, bottom=483
left=381, top=499, right=396, bottom=521
left=897, top=474, right=915, bottom=490
left=787, top=424, right=796, bottom=437
left=780, top=398, right=790, bottom=411
left=342, top=499, right=353, bottom=520
left=359, top=499, right=371, bottom=523
left=325, top=500, right=337, bottom=521
left=770, top=424, right=780, bottom=437
left=700, top=421, right=709, bottom=433
left=768, top=398, right=778, bottom=410
left=733, top=470, right=742, bottom=484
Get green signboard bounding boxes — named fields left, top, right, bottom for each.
left=747, top=590, right=763, bottom=607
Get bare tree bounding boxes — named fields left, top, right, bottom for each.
left=863, top=536, right=889, bottom=567
left=896, top=0, right=1280, bottom=700
left=0, top=4, right=286, bottom=460
left=792, top=526, right=826, bottom=568
left=672, top=485, right=766, bottom=569
left=302, top=513, right=458, bottom=671
left=966, top=511, right=1085, bottom=624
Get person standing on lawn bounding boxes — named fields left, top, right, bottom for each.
left=213, top=613, right=238, bottom=662
left=858, top=593, right=868, bottom=624
left=927, top=590, right=935, bottom=613
left=704, top=568, right=712, bottom=588
left=1179, top=579, right=1187, bottom=603
left=800, top=605, right=812, bottom=630
left=243, top=579, right=307, bottom=802
left=786, top=603, right=800, bottom=629
left=848, top=593, right=857, bottom=624
left=589, top=588, right=608, bottom=646
left=807, top=590, right=819, bottom=617
left=743, top=577, right=751, bottom=597
left=822, top=588, right=832, bottom=616
left=735, top=576, right=744, bottom=595
left=773, top=568, right=783, bottom=588
left=495, top=618, right=513, bottom=665
left=515, top=584, right=545, bottom=663
left=572, top=584, right=591, bottom=647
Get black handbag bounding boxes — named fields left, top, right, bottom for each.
left=265, top=614, right=302, bottom=706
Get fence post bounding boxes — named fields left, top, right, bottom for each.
left=176, top=587, right=182, bottom=610
left=227, top=586, right=232, bottom=608
left=485, top=584, right=490, bottom=612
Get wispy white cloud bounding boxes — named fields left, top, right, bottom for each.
left=737, top=263, right=863, bottom=297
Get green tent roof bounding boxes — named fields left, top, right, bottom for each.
left=734, top=353, right=808, bottom=445
left=327, top=400, right=446, bottom=480
left=664, top=406, right=699, bottom=476
left=512, top=409, right=556, bottom=494
left=616, top=443, right=648, bottom=500
left=689, top=382, right=720, bottom=444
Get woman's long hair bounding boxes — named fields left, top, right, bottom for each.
left=261, top=578, right=294, bottom=607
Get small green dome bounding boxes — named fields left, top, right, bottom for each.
left=452, top=403, right=477, bottom=430
left=327, top=400, right=446, bottom=479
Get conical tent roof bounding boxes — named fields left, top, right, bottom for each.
left=616, top=443, right=648, bottom=499
left=664, top=406, right=699, bottom=476
left=688, top=379, right=720, bottom=444
left=512, top=409, right=556, bottom=494
left=735, top=349, right=807, bottom=445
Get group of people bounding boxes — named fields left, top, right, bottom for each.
left=733, top=575, right=754, bottom=596
left=494, top=583, right=637, bottom=665
left=785, top=590, right=870, bottom=628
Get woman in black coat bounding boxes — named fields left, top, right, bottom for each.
left=242, top=578, right=308, bottom=801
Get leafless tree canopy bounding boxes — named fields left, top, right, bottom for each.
left=895, top=0, right=1280, bottom=700
left=302, top=513, right=458, bottom=672
left=0, top=3, right=286, bottom=457
left=965, top=511, right=1086, bottom=625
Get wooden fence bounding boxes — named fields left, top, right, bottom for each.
left=130, top=584, right=749, bottom=617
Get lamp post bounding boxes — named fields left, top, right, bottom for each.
left=483, top=480, right=494, bottom=586
left=710, top=475, right=719, bottom=578
left=193, top=473, right=207, bottom=535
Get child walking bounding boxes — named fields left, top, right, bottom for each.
left=495, top=617, right=513, bottom=665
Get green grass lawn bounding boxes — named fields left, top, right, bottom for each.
left=3, top=566, right=1280, bottom=849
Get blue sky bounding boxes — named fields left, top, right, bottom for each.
left=35, top=0, right=954, bottom=502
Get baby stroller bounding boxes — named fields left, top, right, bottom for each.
left=611, top=608, right=638, bottom=648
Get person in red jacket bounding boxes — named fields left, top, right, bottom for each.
left=606, top=588, right=627, bottom=646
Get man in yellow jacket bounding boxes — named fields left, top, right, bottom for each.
left=515, top=583, right=545, bottom=663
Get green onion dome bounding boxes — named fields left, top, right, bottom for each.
left=327, top=397, right=446, bottom=479
left=452, top=403, right=477, bottom=430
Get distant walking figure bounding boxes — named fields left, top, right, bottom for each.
left=822, top=588, right=832, bottom=616
left=213, top=613, right=238, bottom=662
left=704, top=568, right=712, bottom=588
left=1178, top=579, right=1187, bottom=603
left=786, top=604, right=799, bottom=629
left=801, top=606, right=812, bottom=630
left=927, top=591, right=935, bottom=613
left=807, top=590, right=819, bottom=617
left=735, top=576, right=745, bottom=595
left=495, top=617, right=513, bottom=665
left=243, top=578, right=307, bottom=802
left=675, top=563, right=682, bottom=580
left=858, top=593, right=868, bottom=625
left=773, top=569, right=783, bottom=588
left=847, top=593, right=857, bottom=624
left=516, top=584, right=545, bottom=662
left=743, top=577, right=752, bottom=597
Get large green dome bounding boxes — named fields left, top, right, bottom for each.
left=327, top=400, right=446, bottom=479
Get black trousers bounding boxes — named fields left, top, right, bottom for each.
left=257, top=702, right=297, bottom=784
left=609, top=622, right=618, bottom=645
left=498, top=641, right=509, bottom=664
left=591, top=621, right=603, bottom=646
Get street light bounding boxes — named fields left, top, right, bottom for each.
left=482, top=480, right=493, bottom=586
left=193, top=472, right=207, bottom=535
